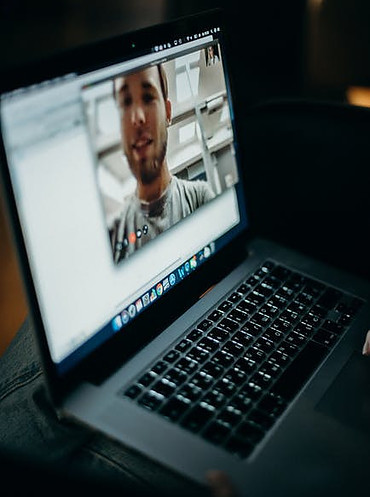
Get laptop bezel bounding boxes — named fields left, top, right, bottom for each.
left=0, top=8, right=254, bottom=405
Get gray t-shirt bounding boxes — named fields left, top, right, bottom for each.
left=113, top=176, right=215, bottom=263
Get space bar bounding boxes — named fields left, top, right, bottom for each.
left=272, top=341, right=327, bottom=400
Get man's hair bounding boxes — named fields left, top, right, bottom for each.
left=157, top=64, right=168, bottom=101
left=113, top=63, right=168, bottom=102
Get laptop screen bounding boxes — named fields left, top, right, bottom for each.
left=0, top=16, right=248, bottom=376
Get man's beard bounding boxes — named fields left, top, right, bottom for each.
left=137, top=138, right=167, bottom=185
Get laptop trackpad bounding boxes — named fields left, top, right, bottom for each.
left=316, top=352, right=370, bottom=433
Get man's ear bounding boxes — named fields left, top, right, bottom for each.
left=166, top=99, right=172, bottom=125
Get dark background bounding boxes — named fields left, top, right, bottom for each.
left=3, top=0, right=370, bottom=102
left=1, top=0, right=370, bottom=353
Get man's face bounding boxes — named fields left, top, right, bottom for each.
left=115, top=67, right=171, bottom=185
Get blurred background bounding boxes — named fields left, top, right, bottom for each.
left=1, top=0, right=370, bottom=355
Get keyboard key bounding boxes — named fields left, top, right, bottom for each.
left=338, top=313, right=352, bottom=326
left=187, top=346, right=209, bottom=364
left=232, top=330, right=254, bottom=347
left=246, top=276, right=260, bottom=287
left=202, top=390, right=227, bottom=409
left=222, top=340, right=244, bottom=357
left=187, top=329, right=203, bottom=342
left=287, top=301, right=308, bottom=314
left=198, top=337, right=219, bottom=353
left=229, top=392, right=253, bottom=413
left=250, top=371, right=273, bottom=388
left=237, top=284, right=250, bottom=295
left=236, top=421, right=264, bottom=443
left=178, top=384, right=202, bottom=402
left=248, top=292, right=266, bottom=305
left=248, top=408, right=276, bottom=429
left=138, top=372, right=156, bottom=387
left=202, top=361, right=225, bottom=379
left=262, top=327, right=284, bottom=343
left=271, top=266, right=292, bottom=281
left=152, top=379, right=176, bottom=397
left=254, top=337, right=274, bottom=354
left=226, top=435, right=254, bottom=458
left=268, top=295, right=288, bottom=309
left=272, top=341, right=327, bottom=400
left=280, top=310, right=299, bottom=324
left=177, top=357, right=198, bottom=374
left=255, top=284, right=273, bottom=298
left=225, top=368, right=247, bottom=386
left=302, top=313, right=322, bottom=328
left=215, top=378, right=237, bottom=397
left=310, top=304, right=328, bottom=319
left=197, top=319, right=213, bottom=332
left=260, top=360, right=281, bottom=378
left=175, top=339, right=192, bottom=353
left=203, top=420, right=230, bottom=445
left=277, top=341, right=299, bottom=358
left=251, top=312, right=272, bottom=327
left=191, top=372, right=214, bottom=390
left=218, top=300, right=233, bottom=313
left=208, top=309, right=223, bottom=322
left=285, top=331, right=307, bottom=348
left=138, top=392, right=163, bottom=411
left=240, top=382, right=263, bottom=400
left=160, top=396, right=190, bottom=421
left=276, top=286, right=295, bottom=300
left=218, top=318, right=239, bottom=333
left=237, top=300, right=257, bottom=314
left=181, top=404, right=215, bottom=432
left=234, top=357, right=257, bottom=374
left=124, top=384, right=142, bottom=399
left=241, top=322, right=262, bottom=337
left=259, top=304, right=279, bottom=318
left=217, top=406, right=243, bottom=427
left=254, top=283, right=274, bottom=300
left=269, top=350, right=290, bottom=368
left=258, top=392, right=287, bottom=416
left=272, top=318, right=293, bottom=335
left=207, top=327, right=229, bottom=343
left=228, top=309, right=249, bottom=324
left=317, top=289, right=343, bottom=310
left=261, top=260, right=276, bottom=273
left=163, top=350, right=180, bottom=364
left=296, top=292, right=315, bottom=306
left=164, top=368, right=187, bottom=387
left=244, top=346, right=266, bottom=363
left=228, top=292, right=242, bottom=304
left=151, top=361, right=167, bottom=376
left=321, top=319, right=344, bottom=334
left=294, top=322, right=314, bottom=338
left=212, top=351, right=234, bottom=368
left=313, top=328, right=338, bottom=347
left=263, top=276, right=281, bottom=289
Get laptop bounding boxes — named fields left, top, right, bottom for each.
left=1, top=9, right=370, bottom=497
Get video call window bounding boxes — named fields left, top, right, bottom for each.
left=82, top=43, right=238, bottom=265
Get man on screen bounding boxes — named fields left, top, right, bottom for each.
left=112, top=64, right=215, bottom=263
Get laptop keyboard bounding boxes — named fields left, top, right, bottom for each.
left=120, top=260, right=364, bottom=459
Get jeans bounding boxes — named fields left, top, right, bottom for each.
left=0, top=318, right=206, bottom=496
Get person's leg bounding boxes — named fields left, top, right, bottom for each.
left=0, top=318, right=207, bottom=496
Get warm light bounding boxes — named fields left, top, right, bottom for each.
left=309, top=0, right=325, bottom=10
left=346, top=86, right=370, bottom=108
